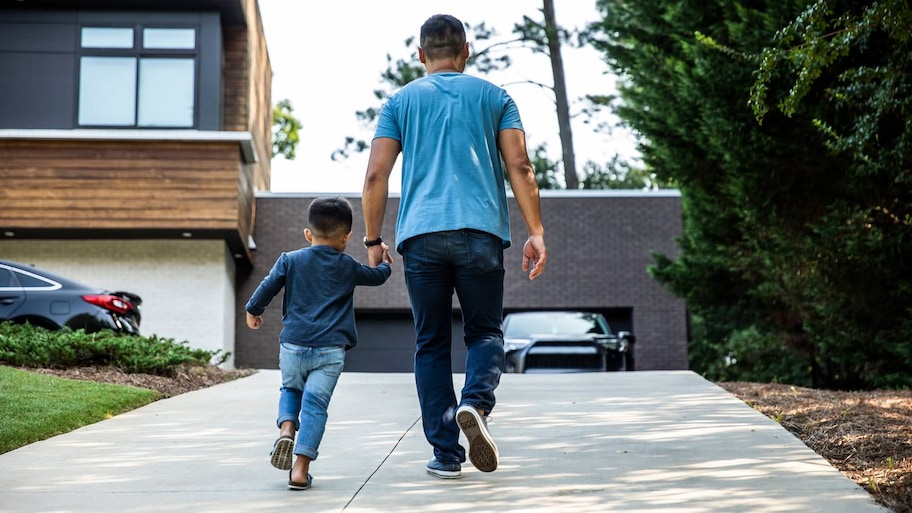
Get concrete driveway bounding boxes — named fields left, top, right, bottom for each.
left=0, top=370, right=888, bottom=512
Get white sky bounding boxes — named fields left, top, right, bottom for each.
left=257, top=0, right=638, bottom=193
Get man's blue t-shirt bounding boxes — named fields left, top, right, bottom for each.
left=245, top=245, right=391, bottom=349
left=373, top=72, right=524, bottom=251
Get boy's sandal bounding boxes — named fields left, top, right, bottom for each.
left=288, top=470, right=313, bottom=490
left=270, top=436, right=294, bottom=470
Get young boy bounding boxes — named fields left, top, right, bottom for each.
left=245, top=196, right=392, bottom=490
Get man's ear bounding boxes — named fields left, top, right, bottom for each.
left=461, top=42, right=470, bottom=60
left=341, top=231, right=352, bottom=245
left=304, top=228, right=313, bottom=243
left=418, top=47, right=427, bottom=64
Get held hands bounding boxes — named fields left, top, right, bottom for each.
left=522, top=235, right=547, bottom=281
left=246, top=312, right=263, bottom=330
left=369, top=242, right=394, bottom=267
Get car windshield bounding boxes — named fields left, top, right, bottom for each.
left=504, top=312, right=609, bottom=338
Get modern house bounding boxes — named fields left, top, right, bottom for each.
left=0, top=0, right=689, bottom=372
left=0, top=0, right=271, bottom=366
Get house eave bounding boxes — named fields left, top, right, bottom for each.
left=0, top=129, right=258, bottom=164
left=1, top=0, right=248, bottom=25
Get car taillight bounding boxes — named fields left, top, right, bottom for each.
left=82, top=294, right=135, bottom=315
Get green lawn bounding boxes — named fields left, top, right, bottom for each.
left=0, top=366, right=160, bottom=454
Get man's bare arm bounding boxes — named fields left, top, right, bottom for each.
left=498, top=128, right=547, bottom=280
left=362, top=137, right=401, bottom=266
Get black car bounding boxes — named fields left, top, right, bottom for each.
left=0, top=259, right=142, bottom=334
left=502, top=311, right=635, bottom=373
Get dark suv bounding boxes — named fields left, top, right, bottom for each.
left=0, top=259, right=142, bottom=334
left=502, top=311, right=635, bottom=373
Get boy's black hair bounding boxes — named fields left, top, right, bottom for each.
left=308, top=196, right=353, bottom=238
left=420, top=14, right=466, bottom=60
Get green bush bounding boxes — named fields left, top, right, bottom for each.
left=687, top=316, right=812, bottom=386
left=0, top=321, right=229, bottom=377
left=722, top=327, right=811, bottom=386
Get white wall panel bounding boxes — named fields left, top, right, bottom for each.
left=0, top=239, right=236, bottom=368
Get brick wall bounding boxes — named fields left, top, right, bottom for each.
left=236, top=191, right=688, bottom=371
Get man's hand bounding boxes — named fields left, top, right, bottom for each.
left=522, top=235, right=547, bottom=281
left=368, top=243, right=394, bottom=267
left=246, top=312, right=263, bottom=329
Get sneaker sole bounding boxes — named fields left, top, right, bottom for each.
left=456, top=407, right=499, bottom=472
left=426, top=468, right=462, bottom=479
left=271, top=438, right=294, bottom=471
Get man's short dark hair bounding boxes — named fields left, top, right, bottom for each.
left=308, top=196, right=353, bottom=238
left=420, top=14, right=466, bottom=60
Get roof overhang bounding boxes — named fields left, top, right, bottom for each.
left=0, top=129, right=258, bottom=164
left=1, top=0, right=248, bottom=25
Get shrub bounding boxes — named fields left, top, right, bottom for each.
left=0, top=321, right=229, bottom=377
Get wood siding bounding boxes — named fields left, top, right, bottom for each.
left=222, top=26, right=249, bottom=134
left=0, top=139, right=255, bottom=261
left=224, top=0, right=272, bottom=192
left=245, top=0, right=272, bottom=192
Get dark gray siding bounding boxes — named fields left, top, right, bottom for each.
left=236, top=192, right=688, bottom=372
left=0, top=13, right=78, bottom=128
left=0, top=9, right=222, bottom=130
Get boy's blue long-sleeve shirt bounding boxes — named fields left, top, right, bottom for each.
left=245, top=245, right=391, bottom=349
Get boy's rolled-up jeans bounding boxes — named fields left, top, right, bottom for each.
left=277, top=342, right=345, bottom=461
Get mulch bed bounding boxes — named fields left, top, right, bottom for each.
left=719, top=382, right=912, bottom=513
left=29, top=365, right=257, bottom=398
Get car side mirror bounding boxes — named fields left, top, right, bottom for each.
left=618, top=331, right=636, bottom=344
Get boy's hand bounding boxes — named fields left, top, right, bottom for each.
left=369, top=243, right=394, bottom=266
left=246, top=312, right=263, bottom=329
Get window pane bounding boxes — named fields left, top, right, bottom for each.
left=14, top=270, right=59, bottom=290
left=0, top=268, right=16, bottom=288
left=81, top=27, right=134, bottom=48
left=137, top=58, right=195, bottom=127
left=78, top=57, right=137, bottom=126
left=143, top=28, right=196, bottom=49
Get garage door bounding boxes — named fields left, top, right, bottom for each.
left=349, top=308, right=632, bottom=373
left=349, top=311, right=467, bottom=372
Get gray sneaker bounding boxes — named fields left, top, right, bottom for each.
left=456, top=405, right=499, bottom=472
left=426, top=457, right=462, bottom=479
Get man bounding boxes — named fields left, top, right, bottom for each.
left=362, top=13, right=547, bottom=479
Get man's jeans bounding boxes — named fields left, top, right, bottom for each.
left=402, top=230, right=505, bottom=464
left=277, top=342, right=345, bottom=461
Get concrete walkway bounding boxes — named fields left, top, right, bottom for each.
left=0, top=371, right=889, bottom=512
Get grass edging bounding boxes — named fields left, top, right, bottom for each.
left=0, top=365, right=160, bottom=454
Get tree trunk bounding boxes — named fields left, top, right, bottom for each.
left=543, top=0, right=578, bottom=189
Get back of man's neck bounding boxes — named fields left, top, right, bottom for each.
left=427, top=61, right=462, bottom=74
